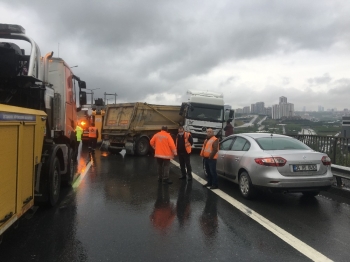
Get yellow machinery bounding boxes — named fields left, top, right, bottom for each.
left=92, top=109, right=105, bottom=142
left=0, top=105, right=46, bottom=240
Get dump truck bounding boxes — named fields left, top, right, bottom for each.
left=102, top=102, right=182, bottom=155
left=0, top=23, right=87, bottom=242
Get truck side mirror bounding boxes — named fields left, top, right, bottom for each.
left=79, top=81, right=86, bottom=89
left=229, top=109, right=235, bottom=118
left=79, top=90, right=87, bottom=106
left=179, top=102, right=186, bottom=116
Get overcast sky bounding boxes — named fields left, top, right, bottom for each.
left=1, top=0, right=350, bottom=111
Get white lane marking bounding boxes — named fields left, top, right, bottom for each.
left=72, top=161, right=92, bottom=189
left=170, top=159, right=333, bottom=262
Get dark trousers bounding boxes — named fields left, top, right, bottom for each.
left=204, top=158, right=218, bottom=186
left=156, top=158, right=170, bottom=180
left=179, top=152, right=192, bottom=177
left=89, top=137, right=97, bottom=149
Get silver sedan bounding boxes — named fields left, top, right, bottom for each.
left=217, top=133, right=333, bottom=199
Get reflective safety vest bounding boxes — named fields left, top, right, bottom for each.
left=88, top=126, right=97, bottom=138
left=75, top=126, right=83, bottom=142
left=150, top=130, right=177, bottom=159
left=176, top=132, right=192, bottom=154
left=200, top=136, right=219, bottom=159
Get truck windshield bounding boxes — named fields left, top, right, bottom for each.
left=187, top=104, right=223, bottom=122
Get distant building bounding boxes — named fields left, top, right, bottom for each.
left=236, top=108, right=243, bottom=114
left=265, top=107, right=272, bottom=117
left=271, top=96, right=294, bottom=119
left=251, top=104, right=256, bottom=114
left=342, top=116, right=350, bottom=138
left=279, top=96, right=287, bottom=104
left=301, top=113, right=311, bottom=120
left=272, top=104, right=280, bottom=119
left=318, top=106, right=324, bottom=112
left=256, top=102, right=265, bottom=114
left=243, top=106, right=250, bottom=114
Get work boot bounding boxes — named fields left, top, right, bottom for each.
left=163, top=179, right=173, bottom=185
left=187, top=176, right=193, bottom=181
left=179, top=175, right=186, bottom=180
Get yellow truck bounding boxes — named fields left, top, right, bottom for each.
left=102, top=102, right=182, bottom=155
left=0, top=105, right=46, bottom=242
left=0, top=23, right=88, bottom=242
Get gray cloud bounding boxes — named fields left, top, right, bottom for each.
left=308, top=73, right=332, bottom=85
left=1, top=0, right=350, bottom=110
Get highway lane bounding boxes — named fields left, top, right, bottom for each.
left=0, top=147, right=349, bottom=261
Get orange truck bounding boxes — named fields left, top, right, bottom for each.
left=0, top=23, right=88, bottom=242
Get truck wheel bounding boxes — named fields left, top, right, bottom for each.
left=49, top=157, right=61, bottom=206
left=62, top=148, right=74, bottom=186
left=135, top=137, right=150, bottom=156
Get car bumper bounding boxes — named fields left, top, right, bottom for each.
left=250, top=168, right=333, bottom=191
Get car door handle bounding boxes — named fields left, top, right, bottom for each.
left=235, top=157, right=240, bottom=161
left=221, top=155, right=225, bottom=158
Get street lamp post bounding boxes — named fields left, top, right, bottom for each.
left=104, top=92, right=118, bottom=104
left=85, top=88, right=100, bottom=105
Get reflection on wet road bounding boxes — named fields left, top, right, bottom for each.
left=0, top=147, right=350, bottom=261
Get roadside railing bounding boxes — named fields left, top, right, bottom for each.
left=331, top=164, right=350, bottom=186
left=288, top=134, right=350, bottom=186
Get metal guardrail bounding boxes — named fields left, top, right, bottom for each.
left=288, top=134, right=350, bottom=186
left=331, top=165, right=350, bottom=186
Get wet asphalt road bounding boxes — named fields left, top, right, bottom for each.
left=1, top=146, right=350, bottom=262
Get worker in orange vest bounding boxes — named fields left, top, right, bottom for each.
left=176, top=126, right=193, bottom=181
left=150, top=126, right=177, bottom=185
left=88, top=123, right=98, bottom=152
left=200, top=128, right=219, bottom=189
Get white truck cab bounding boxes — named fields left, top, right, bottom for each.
left=180, top=90, right=234, bottom=148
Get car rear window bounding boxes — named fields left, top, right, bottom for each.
left=255, top=137, right=310, bottom=150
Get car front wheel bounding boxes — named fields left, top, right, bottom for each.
left=239, top=171, right=256, bottom=199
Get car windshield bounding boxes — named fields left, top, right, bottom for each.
left=255, top=137, right=310, bottom=150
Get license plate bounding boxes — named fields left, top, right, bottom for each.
left=292, top=164, right=317, bottom=172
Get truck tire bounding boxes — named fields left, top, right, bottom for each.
left=135, top=137, right=150, bottom=156
left=62, top=148, right=74, bottom=186
left=49, top=157, right=61, bottom=206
